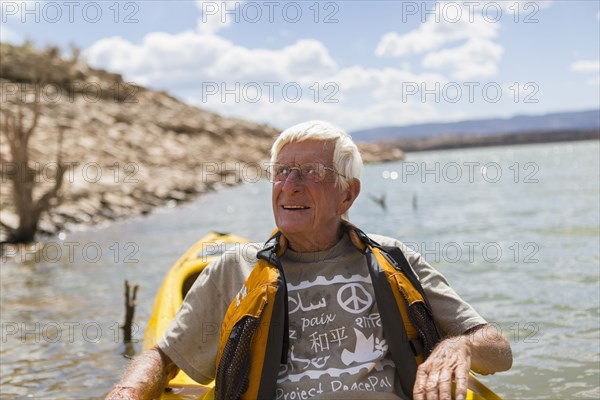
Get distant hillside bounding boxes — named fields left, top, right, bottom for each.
left=380, top=129, right=599, bottom=152
left=351, top=110, right=600, bottom=142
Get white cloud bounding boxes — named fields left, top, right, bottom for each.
left=85, top=27, right=448, bottom=130
left=423, top=38, right=504, bottom=80
left=83, top=0, right=463, bottom=130
left=501, top=0, right=553, bottom=11
left=193, top=93, right=439, bottom=132
left=571, top=60, right=600, bottom=86
left=375, top=4, right=498, bottom=58
left=376, top=30, right=442, bottom=59
left=196, top=63, right=446, bottom=130
left=334, top=100, right=438, bottom=131
left=331, top=66, right=448, bottom=106
left=84, top=36, right=142, bottom=71
left=375, top=0, right=554, bottom=60
left=85, top=33, right=336, bottom=89
left=571, top=60, right=600, bottom=73
left=195, top=0, right=244, bottom=35
left=374, top=2, right=503, bottom=80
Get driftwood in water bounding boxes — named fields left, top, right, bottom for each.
left=122, top=280, right=139, bottom=343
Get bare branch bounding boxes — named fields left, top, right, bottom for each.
left=33, top=163, right=65, bottom=217
left=2, top=81, right=62, bottom=244
left=122, top=280, right=140, bottom=343
left=23, top=87, right=41, bottom=143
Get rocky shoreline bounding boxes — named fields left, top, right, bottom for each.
left=0, top=43, right=404, bottom=244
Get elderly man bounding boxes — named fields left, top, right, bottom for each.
left=107, top=121, right=512, bottom=400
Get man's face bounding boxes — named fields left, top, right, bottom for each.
left=272, top=140, right=347, bottom=249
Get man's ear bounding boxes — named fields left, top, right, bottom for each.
left=339, top=178, right=361, bottom=214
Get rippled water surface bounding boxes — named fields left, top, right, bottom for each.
left=1, top=141, right=599, bottom=399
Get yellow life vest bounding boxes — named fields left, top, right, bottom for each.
left=215, top=223, right=441, bottom=400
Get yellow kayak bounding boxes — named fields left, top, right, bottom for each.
left=143, top=232, right=250, bottom=399
left=143, top=232, right=502, bottom=400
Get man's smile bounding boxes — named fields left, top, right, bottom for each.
left=281, top=204, right=311, bottom=210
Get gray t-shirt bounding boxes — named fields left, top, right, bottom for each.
left=158, top=233, right=486, bottom=398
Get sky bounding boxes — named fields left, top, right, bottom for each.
left=1, top=0, right=599, bottom=131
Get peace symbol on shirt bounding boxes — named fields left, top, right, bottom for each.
left=336, top=283, right=373, bottom=314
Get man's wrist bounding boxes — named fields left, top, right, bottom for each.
left=106, top=385, right=141, bottom=400
left=439, top=333, right=472, bottom=354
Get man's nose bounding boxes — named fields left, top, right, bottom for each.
left=282, top=169, right=303, bottom=192
left=287, top=168, right=302, bottom=181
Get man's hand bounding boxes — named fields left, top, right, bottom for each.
left=413, top=324, right=512, bottom=400
left=413, top=335, right=471, bottom=400
left=105, top=345, right=179, bottom=400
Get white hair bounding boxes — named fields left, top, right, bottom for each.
left=270, top=120, right=363, bottom=191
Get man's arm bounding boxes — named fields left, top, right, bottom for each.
left=413, top=324, right=512, bottom=400
left=106, top=345, right=180, bottom=400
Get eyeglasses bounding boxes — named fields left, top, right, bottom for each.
left=267, top=162, right=347, bottom=183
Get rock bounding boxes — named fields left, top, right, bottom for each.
left=167, top=190, right=187, bottom=201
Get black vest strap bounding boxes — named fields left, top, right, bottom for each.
left=345, top=223, right=441, bottom=399
left=256, top=233, right=290, bottom=400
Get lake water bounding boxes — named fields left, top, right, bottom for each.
left=1, top=141, right=598, bottom=399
